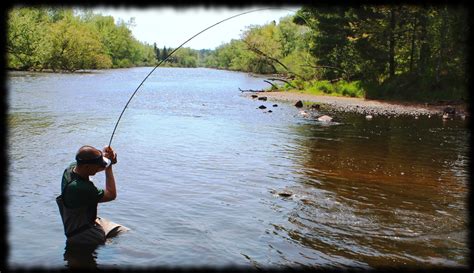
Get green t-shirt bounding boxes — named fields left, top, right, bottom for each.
left=61, top=162, right=105, bottom=209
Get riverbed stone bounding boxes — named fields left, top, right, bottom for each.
left=295, top=100, right=303, bottom=108
left=244, top=91, right=457, bottom=117
left=442, top=106, right=455, bottom=119
left=299, top=110, right=309, bottom=117
left=258, top=105, right=267, bottom=109
left=317, top=115, right=333, bottom=122
left=311, top=104, right=321, bottom=110
left=278, top=192, right=292, bottom=197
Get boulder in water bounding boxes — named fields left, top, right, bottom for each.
left=311, top=104, right=321, bottom=110
left=442, top=106, right=455, bottom=119
left=299, top=110, right=309, bottom=117
left=258, top=105, right=267, bottom=109
left=294, top=100, right=303, bottom=108
left=258, top=97, right=267, bottom=101
left=317, top=115, right=333, bottom=122
left=278, top=191, right=292, bottom=197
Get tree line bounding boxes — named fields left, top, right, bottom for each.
left=203, top=5, right=468, bottom=101
left=7, top=7, right=157, bottom=72
left=294, top=5, right=469, bottom=101
left=8, top=6, right=468, bottom=101
left=7, top=7, right=209, bottom=71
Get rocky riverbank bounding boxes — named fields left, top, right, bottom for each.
left=243, top=91, right=468, bottom=118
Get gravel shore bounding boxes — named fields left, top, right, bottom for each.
left=243, top=91, right=468, bottom=117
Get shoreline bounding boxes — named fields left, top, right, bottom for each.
left=243, top=91, right=468, bottom=117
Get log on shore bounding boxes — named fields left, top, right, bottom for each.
left=239, top=87, right=266, bottom=93
left=263, top=80, right=279, bottom=90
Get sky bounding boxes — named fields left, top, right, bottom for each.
left=92, top=6, right=299, bottom=50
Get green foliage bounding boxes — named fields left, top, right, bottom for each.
left=43, top=15, right=112, bottom=72
left=165, top=47, right=198, bottom=67
left=203, top=18, right=314, bottom=77
left=364, top=73, right=466, bottom=102
left=7, top=7, right=157, bottom=72
left=335, top=81, right=365, bottom=98
left=315, top=81, right=334, bottom=94
left=295, top=5, right=468, bottom=102
left=282, top=79, right=365, bottom=98
left=7, top=8, right=50, bottom=70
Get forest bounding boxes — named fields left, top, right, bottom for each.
left=7, top=8, right=157, bottom=72
left=7, top=6, right=469, bottom=102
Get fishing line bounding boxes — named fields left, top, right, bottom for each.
left=108, top=7, right=308, bottom=147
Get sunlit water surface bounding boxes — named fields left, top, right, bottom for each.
left=7, top=68, right=469, bottom=269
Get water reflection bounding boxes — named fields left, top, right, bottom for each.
left=271, top=113, right=469, bottom=267
left=63, top=243, right=99, bottom=269
left=8, top=112, right=55, bottom=135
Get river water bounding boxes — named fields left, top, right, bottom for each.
left=7, top=67, right=469, bottom=269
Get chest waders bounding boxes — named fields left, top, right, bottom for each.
left=56, top=173, right=106, bottom=245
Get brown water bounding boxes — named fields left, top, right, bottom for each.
left=7, top=68, right=469, bottom=269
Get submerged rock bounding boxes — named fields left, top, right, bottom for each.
left=299, top=110, right=310, bottom=117
left=443, top=106, right=456, bottom=115
left=442, top=106, right=456, bottom=119
left=277, top=192, right=292, bottom=197
left=273, top=104, right=278, bottom=107
left=270, top=189, right=293, bottom=198
left=317, top=115, right=333, bottom=122
left=251, top=95, right=258, bottom=99
left=300, top=198, right=314, bottom=205
left=258, top=97, right=267, bottom=101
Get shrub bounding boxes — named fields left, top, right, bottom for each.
left=335, top=80, right=364, bottom=98
left=313, top=80, right=333, bottom=94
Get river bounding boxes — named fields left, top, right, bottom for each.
left=6, top=67, right=469, bottom=269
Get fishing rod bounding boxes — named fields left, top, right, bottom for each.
left=108, top=7, right=308, bottom=147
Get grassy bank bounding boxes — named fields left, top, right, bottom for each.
left=280, top=79, right=365, bottom=98
left=278, top=76, right=467, bottom=104
left=363, top=73, right=468, bottom=103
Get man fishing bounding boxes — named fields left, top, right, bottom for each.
left=57, top=145, right=129, bottom=245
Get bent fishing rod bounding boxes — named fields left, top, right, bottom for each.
left=107, top=7, right=308, bottom=147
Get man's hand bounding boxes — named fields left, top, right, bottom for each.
left=103, top=146, right=118, bottom=165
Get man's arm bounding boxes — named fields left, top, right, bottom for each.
left=99, top=166, right=116, bottom=202
left=99, top=146, right=117, bottom=203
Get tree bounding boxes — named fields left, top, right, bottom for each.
left=156, top=47, right=161, bottom=62
left=43, top=14, right=111, bottom=72
left=162, top=46, right=168, bottom=61
left=295, top=7, right=357, bottom=81
left=7, top=8, right=50, bottom=70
